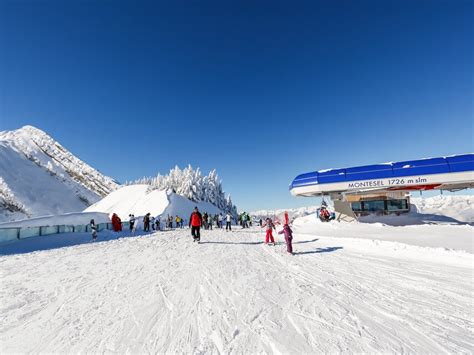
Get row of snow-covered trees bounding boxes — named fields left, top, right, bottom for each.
left=126, top=165, right=238, bottom=216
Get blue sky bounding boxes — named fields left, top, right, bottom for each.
left=1, top=0, right=473, bottom=210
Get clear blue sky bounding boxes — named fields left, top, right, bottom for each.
left=1, top=0, right=473, bottom=211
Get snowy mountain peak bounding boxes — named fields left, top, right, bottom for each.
left=0, top=125, right=120, bottom=222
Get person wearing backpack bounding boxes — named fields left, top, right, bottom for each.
left=189, top=207, right=203, bottom=242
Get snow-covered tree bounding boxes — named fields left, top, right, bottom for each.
left=130, top=165, right=238, bottom=214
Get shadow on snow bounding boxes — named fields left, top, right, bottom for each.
left=0, top=230, right=156, bottom=256
left=293, top=246, right=343, bottom=255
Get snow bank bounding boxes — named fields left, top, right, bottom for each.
left=84, top=184, right=222, bottom=221
left=250, top=205, right=319, bottom=222
left=293, top=214, right=474, bottom=253
left=0, top=212, right=110, bottom=228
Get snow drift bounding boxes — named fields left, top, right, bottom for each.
left=84, top=184, right=223, bottom=221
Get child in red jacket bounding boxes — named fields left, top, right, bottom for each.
left=262, top=218, right=275, bottom=245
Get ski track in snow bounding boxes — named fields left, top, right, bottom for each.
left=0, top=228, right=473, bottom=354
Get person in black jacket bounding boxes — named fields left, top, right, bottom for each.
left=143, top=213, right=150, bottom=232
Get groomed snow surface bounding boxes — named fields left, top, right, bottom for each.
left=1, top=225, right=473, bottom=353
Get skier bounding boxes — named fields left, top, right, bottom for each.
left=242, top=212, right=249, bottom=229
left=259, top=218, right=263, bottom=227
left=225, top=213, right=232, bottom=231
left=155, top=217, right=161, bottom=231
left=262, top=218, right=276, bottom=245
left=319, top=207, right=333, bottom=222
left=218, top=213, right=223, bottom=228
left=189, top=207, right=203, bottom=242
left=129, top=214, right=136, bottom=231
left=278, top=223, right=293, bottom=254
left=143, top=213, right=150, bottom=232
left=207, top=214, right=213, bottom=230
left=90, top=219, right=98, bottom=241
left=151, top=216, right=156, bottom=230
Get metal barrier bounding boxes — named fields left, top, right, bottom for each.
left=0, top=221, right=131, bottom=244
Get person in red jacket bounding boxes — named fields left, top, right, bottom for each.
left=111, top=213, right=122, bottom=232
left=189, top=207, right=203, bottom=242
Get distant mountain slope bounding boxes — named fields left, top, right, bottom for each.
left=0, top=125, right=119, bottom=222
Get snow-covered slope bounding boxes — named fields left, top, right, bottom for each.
left=84, top=184, right=223, bottom=221
left=0, top=125, right=119, bottom=222
left=0, top=227, right=472, bottom=353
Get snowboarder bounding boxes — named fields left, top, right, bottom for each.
left=143, top=213, right=150, bottom=232
left=90, top=219, right=98, bottom=241
left=278, top=224, right=293, bottom=254
left=262, top=218, right=276, bottom=245
left=129, top=214, right=136, bottom=231
left=225, top=213, right=232, bottom=231
left=189, top=207, right=203, bottom=242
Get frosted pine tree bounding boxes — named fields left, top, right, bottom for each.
left=130, top=165, right=238, bottom=214
left=177, top=165, right=194, bottom=200
left=206, top=170, right=218, bottom=205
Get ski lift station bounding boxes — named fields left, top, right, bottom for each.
left=290, top=154, right=474, bottom=221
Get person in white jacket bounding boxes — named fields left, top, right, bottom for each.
left=225, top=213, right=232, bottom=231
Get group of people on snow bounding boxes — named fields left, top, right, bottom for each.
left=189, top=207, right=234, bottom=242
left=201, top=212, right=227, bottom=230
left=238, top=212, right=251, bottom=228
left=89, top=208, right=295, bottom=255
